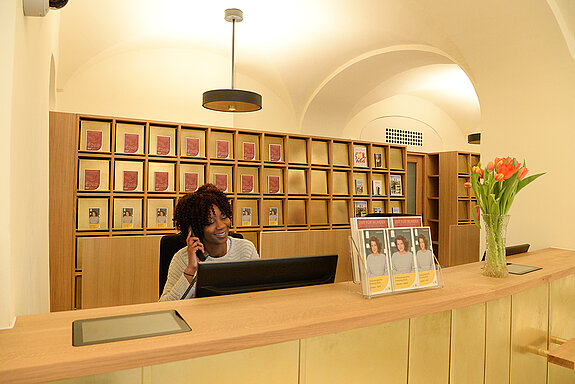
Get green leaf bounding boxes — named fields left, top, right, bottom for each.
left=517, top=172, right=545, bottom=193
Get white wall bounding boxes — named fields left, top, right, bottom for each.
left=0, top=1, right=59, bottom=328
left=421, top=0, right=575, bottom=250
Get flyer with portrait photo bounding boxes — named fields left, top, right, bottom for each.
left=156, top=208, right=168, bottom=228
left=361, top=229, right=392, bottom=294
left=122, top=208, right=134, bottom=229
left=88, top=208, right=100, bottom=229
left=412, top=227, right=438, bottom=288
left=268, top=207, right=278, bottom=226
left=388, top=228, right=419, bottom=291
left=241, top=207, right=252, bottom=226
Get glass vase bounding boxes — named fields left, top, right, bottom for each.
left=482, top=214, right=510, bottom=278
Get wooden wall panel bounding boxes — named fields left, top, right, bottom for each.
left=81, top=236, right=161, bottom=308
left=49, top=112, right=78, bottom=311
left=260, top=229, right=352, bottom=282
left=449, top=224, right=480, bottom=266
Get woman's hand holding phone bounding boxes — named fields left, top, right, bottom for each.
left=183, top=231, right=205, bottom=283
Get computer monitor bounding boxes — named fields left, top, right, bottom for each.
left=195, top=254, right=338, bottom=298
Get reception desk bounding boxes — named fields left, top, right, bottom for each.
left=1, top=248, right=574, bottom=384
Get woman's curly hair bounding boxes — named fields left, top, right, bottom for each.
left=173, top=183, right=232, bottom=242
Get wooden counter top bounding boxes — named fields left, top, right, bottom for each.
left=1, top=248, right=575, bottom=383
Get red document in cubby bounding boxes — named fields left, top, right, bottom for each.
left=243, top=142, right=255, bottom=160
left=156, top=136, right=171, bottom=156
left=154, top=171, right=169, bottom=191
left=124, top=133, right=139, bottom=153
left=86, top=130, right=103, bottom=151
left=216, top=140, right=230, bottom=159
left=268, top=175, right=280, bottom=194
left=84, top=169, right=100, bottom=190
left=215, top=174, right=228, bottom=192
left=184, top=172, right=199, bottom=192
left=269, top=144, right=281, bottom=162
left=241, top=175, right=254, bottom=193
left=123, top=170, right=138, bottom=191
left=186, top=137, right=200, bottom=157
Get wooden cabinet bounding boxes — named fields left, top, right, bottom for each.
left=425, top=151, right=480, bottom=266
left=49, top=112, right=407, bottom=310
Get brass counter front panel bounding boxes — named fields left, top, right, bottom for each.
left=485, top=296, right=511, bottom=384
left=409, top=310, right=450, bottom=384
left=302, top=320, right=409, bottom=384
left=511, top=284, right=549, bottom=384
left=450, top=303, right=486, bottom=384
left=151, top=341, right=299, bottom=384
left=548, top=275, right=575, bottom=383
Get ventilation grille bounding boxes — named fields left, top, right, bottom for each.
left=385, top=128, right=423, bottom=146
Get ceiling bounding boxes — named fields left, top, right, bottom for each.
left=60, top=0, right=568, bottom=146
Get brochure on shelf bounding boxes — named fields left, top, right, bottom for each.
left=241, top=174, right=254, bottom=193
left=350, top=217, right=442, bottom=298
left=353, top=146, right=367, bottom=167
left=269, top=144, right=282, bottom=162
left=390, top=174, right=403, bottom=196
left=184, top=172, right=199, bottom=192
left=243, top=142, right=256, bottom=160
left=216, top=140, right=230, bottom=159
left=123, top=133, right=139, bottom=154
left=186, top=137, right=200, bottom=157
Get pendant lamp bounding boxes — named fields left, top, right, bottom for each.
left=202, top=9, right=262, bottom=112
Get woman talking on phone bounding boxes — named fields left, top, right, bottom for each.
left=159, top=183, right=259, bottom=301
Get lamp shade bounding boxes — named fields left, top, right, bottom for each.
left=202, top=89, right=262, bottom=112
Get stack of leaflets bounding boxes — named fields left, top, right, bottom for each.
left=350, top=216, right=442, bottom=298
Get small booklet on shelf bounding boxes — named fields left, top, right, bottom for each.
left=156, top=136, right=171, bottom=156
left=353, top=146, right=367, bottom=167
left=269, top=144, right=282, bottom=162
left=354, top=201, right=368, bottom=217
left=122, top=208, right=134, bottom=229
left=123, top=170, right=138, bottom=191
left=241, top=207, right=252, bottom=226
left=124, top=133, right=139, bottom=154
left=186, top=137, right=200, bottom=157
left=216, top=140, right=230, bottom=159
left=243, top=142, right=256, bottom=161
left=88, top=208, right=101, bottom=229
left=372, top=180, right=383, bottom=196
left=241, top=174, right=254, bottom=193
left=84, top=169, right=101, bottom=191
left=354, top=179, right=364, bottom=195
left=184, top=172, right=199, bottom=192
left=154, top=172, right=169, bottom=192
left=268, top=175, right=280, bottom=194
left=86, top=130, right=103, bottom=151
left=156, top=208, right=168, bottom=228
left=268, top=207, right=279, bottom=226
left=374, top=153, right=383, bottom=168
left=390, top=175, right=403, bottom=196
left=350, top=217, right=441, bottom=298
left=214, top=174, right=228, bottom=192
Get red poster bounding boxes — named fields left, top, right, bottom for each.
left=186, top=137, right=200, bottom=157
left=268, top=176, right=280, bottom=194
left=84, top=169, right=100, bottom=190
left=184, top=172, right=199, bottom=192
left=156, top=136, right=171, bottom=156
left=243, top=142, right=255, bottom=160
left=216, top=140, right=230, bottom=159
left=269, top=144, right=281, bottom=162
left=124, top=133, right=139, bottom=153
left=154, top=171, right=169, bottom=191
left=241, top=174, right=254, bottom=193
left=86, top=130, right=103, bottom=151
left=123, top=170, right=138, bottom=191
left=215, top=174, right=228, bottom=192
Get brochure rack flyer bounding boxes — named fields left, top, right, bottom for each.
left=350, top=216, right=443, bottom=298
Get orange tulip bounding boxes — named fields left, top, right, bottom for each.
left=495, top=173, right=504, bottom=182
left=464, top=182, right=471, bottom=189
left=472, top=166, right=481, bottom=174
left=486, top=161, right=495, bottom=171
left=517, top=167, right=529, bottom=180
left=497, top=158, right=521, bottom=180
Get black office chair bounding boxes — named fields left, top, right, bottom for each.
left=159, top=231, right=244, bottom=298
left=481, top=243, right=530, bottom=261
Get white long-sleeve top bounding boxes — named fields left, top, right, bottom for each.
left=159, top=237, right=259, bottom=301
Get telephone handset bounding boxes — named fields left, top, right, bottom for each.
left=188, top=227, right=206, bottom=261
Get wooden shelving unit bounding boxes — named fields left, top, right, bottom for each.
left=49, top=112, right=407, bottom=310
left=425, top=151, right=480, bottom=267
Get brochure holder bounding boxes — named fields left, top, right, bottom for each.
left=348, top=218, right=444, bottom=299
